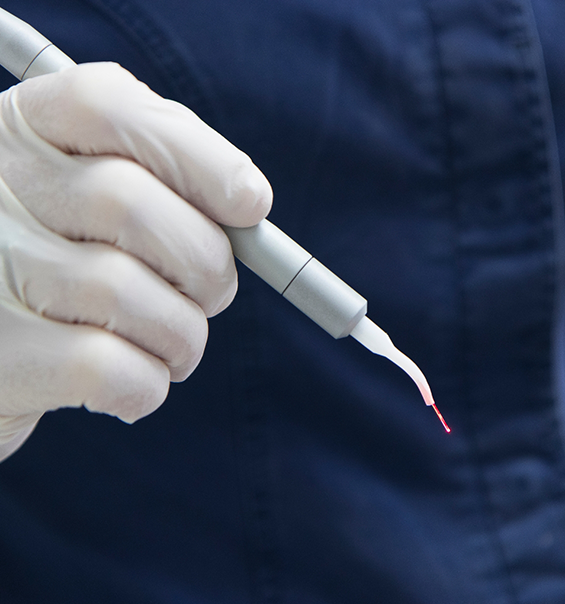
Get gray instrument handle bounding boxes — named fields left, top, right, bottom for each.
left=225, top=221, right=367, bottom=339
left=0, top=8, right=73, bottom=79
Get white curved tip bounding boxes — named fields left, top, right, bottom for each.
left=350, top=317, right=435, bottom=406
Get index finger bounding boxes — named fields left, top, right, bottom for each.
left=13, top=62, right=273, bottom=227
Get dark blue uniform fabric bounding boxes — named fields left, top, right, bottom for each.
left=0, top=1, right=565, bottom=602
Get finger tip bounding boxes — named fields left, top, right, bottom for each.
left=222, top=164, right=273, bottom=227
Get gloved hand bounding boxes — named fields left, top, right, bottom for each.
left=0, top=62, right=272, bottom=461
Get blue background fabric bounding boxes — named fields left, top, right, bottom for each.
left=0, top=1, right=565, bottom=602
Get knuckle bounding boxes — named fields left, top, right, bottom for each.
left=66, top=63, right=138, bottom=120
left=84, top=248, right=137, bottom=315
left=83, top=158, right=144, bottom=227
left=16, top=63, right=152, bottom=155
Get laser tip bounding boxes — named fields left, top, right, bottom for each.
left=432, top=403, right=451, bottom=433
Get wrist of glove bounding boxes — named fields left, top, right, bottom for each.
left=0, top=62, right=272, bottom=460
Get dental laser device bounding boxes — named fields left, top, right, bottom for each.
left=0, top=7, right=449, bottom=432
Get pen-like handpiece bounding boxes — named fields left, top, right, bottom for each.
left=224, top=221, right=367, bottom=339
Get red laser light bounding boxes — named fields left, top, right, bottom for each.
left=431, top=403, right=451, bottom=433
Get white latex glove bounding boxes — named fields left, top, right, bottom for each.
left=0, top=62, right=272, bottom=461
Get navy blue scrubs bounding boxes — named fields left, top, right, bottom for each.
left=1, top=1, right=565, bottom=602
